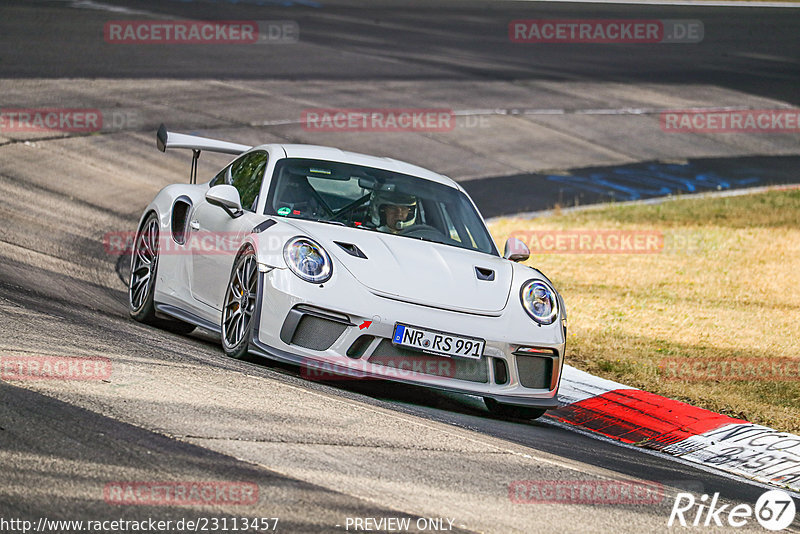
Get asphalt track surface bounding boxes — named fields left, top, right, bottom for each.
left=1, top=0, right=800, bottom=533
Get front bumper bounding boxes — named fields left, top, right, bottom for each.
left=249, top=268, right=565, bottom=409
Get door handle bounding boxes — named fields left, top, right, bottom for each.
left=190, top=220, right=200, bottom=231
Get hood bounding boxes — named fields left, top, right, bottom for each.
left=283, top=219, right=512, bottom=314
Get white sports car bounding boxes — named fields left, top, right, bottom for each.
left=129, top=125, right=566, bottom=419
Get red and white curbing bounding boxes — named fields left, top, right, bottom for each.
left=548, top=365, right=800, bottom=493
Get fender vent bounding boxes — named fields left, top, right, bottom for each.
left=335, top=242, right=367, bottom=259
left=475, top=267, right=495, bottom=281
left=252, top=219, right=276, bottom=233
left=171, top=197, right=192, bottom=245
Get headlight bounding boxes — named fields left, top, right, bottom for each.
left=520, top=280, right=559, bottom=325
left=283, top=237, right=332, bottom=283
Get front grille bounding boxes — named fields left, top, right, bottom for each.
left=368, top=339, right=488, bottom=383
left=290, top=315, right=347, bottom=351
left=516, top=354, right=553, bottom=389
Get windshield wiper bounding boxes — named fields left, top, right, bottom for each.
left=307, top=218, right=346, bottom=227
left=401, top=234, right=441, bottom=245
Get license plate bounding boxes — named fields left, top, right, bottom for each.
left=392, top=324, right=484, bottom=360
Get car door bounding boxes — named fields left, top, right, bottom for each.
left=190, top=150, right=269, bottom=308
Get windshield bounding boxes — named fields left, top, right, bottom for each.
left=265, top=158, right=497, bottom=255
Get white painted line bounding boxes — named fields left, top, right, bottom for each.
left=249, top=118, right=305, bottom=127
left=499, top=0, right=800, bottom=8
left=454, top=105, right=783, bottom=117
left=66, top=0, right=157, bottom=16
left=558, top=364, right=636, bottom=406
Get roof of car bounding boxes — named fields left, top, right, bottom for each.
left=254, top=143, right=460, bottom=189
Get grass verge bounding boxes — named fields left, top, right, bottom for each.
left=489, top=189, right=800, bottom=433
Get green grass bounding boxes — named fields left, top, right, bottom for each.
left=548, top=189, right=800, bottom=228
left=490, top=189, right=800, bottom=433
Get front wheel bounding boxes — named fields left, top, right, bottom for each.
left=484, top=397, right=547, bottom=421
left=221, top=248, right=258, bottom=360
left=129, top=213, right=194, bottom=334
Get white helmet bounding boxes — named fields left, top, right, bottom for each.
left=369, top=190, right=417, bottom=231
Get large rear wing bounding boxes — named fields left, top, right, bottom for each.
left=156, top=123, right=252, bottom=183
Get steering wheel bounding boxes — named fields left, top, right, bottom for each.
left=398, top=224, right=447, bottom=240
left=330, top=194, right=371, bottom=223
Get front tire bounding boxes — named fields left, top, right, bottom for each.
left=221, top=247, right=258, bottom=360
left=129, top=212, right=194, bottom=334
left=484, top=397, right=547, bottom=421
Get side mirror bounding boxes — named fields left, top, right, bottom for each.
left=206, top=184, right=243, bottom=217
left=503, top=237, right=530, bottom=262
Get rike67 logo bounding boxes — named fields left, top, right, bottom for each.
left=669, top=489, right=796, bottom=530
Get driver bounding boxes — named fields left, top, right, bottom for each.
left=369, top=190, right=418, bottom=234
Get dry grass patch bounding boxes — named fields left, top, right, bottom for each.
left=489, top=190, right=800, bottom=433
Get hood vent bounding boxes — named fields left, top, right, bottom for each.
left=475, top=266, right=495, bottom=281
left=335, top=241, right=367, bottom=259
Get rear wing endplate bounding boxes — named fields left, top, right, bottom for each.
left=156, top=124, right=252, bottom=183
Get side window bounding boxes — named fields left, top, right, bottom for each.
left=210, top=166, right=227, bottom=187
left=230, top=151, right=269, bottom=212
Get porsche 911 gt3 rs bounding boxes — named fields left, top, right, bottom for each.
left=129, top=125, right=566, bottom=419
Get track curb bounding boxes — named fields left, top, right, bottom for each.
left=548, top=365, right=800, bottom=493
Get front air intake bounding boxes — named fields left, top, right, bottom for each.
left=368, top=340, right=488, bottom=383
left=493, top=358, right=509, bottom=385
left=516, top=354, right=553, bottom=389
left=346, top=335, right=374, bottom=358
left=290, top=315, right=347, bottom=351
left=280, top=305, right=351, bottom=351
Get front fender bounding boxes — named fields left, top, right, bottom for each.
left=245, top=219, right=311, bottom=270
